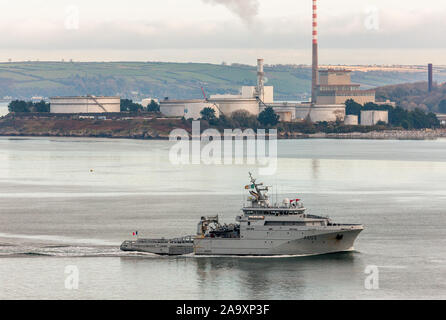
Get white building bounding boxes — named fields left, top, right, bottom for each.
left=50, top=96, right=120, bottom=114
left=159, top=99, right=219, bottom=120
left=315, top=69, right=375, bottom=105
left=160, top=59, right=275, bottom=119
left=434, top=114, right=446, bottom=126
left=265, top=102, right=345, bottom=123
left=295, top=104, right=345, bottom=122
left=141, top=98, right=159, bottom=108
left=208, top=85, right=273, bottom=116
left=160, top=84, right=273, bottom=120
left=360, top=110, right=389, bottom=126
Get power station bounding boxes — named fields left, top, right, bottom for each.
left=47, top=1, right=383, bottom=124
left=160, top=0, right=378, bottom=123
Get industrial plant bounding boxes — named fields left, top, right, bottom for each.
left=160, top=0, right=385, bottom=124
left=159, top=0, right=381, bottom=124
left=44, top=0, right=396, bottom=126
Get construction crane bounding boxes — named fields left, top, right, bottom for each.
left=199, top=85, right=223, bottom=115
left=200, top=86, right=208, bottom=101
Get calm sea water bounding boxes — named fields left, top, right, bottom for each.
left=0, top=137, right=445, bottom=300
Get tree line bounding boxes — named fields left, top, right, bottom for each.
left=200, top=106, right=280, bottom=128
left=120, top=99, right=160, bottom=113
left=8, top=100, right=50, bottom=113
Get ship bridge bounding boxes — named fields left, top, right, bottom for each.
left=242, top=207, right=306, bottom=216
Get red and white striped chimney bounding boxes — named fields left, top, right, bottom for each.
left=313, top=0, right=318, bottom=45
left=311, top=0, right=319, bottom=105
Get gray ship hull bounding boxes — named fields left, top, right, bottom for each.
left=194, top=228, right=362, bottom=256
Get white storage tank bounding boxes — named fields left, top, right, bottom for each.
left=50, top=96, right=120, bottom=113
left=160, top=99, right=219, bottom=120
left=360, top=110, right=389, bottom=126
left=208, top=97, right=260, bottom=116
left=295, top=104, right=346, bottom=122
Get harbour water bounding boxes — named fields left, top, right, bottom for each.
left=0, top=137, right=445, bottom=299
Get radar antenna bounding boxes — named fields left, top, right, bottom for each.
left=247, top=172, right=269, bottom=203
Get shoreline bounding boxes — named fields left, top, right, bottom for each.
left=1, top=115, right=445, bottom=141
left=1, top=130, right=445, bottom=141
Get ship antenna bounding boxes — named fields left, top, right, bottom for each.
left=248, top=172, right=269, bottom=202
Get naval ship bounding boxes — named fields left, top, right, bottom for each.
left=121, top=173, right=363, bottom=256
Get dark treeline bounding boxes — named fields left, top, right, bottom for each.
left=8, top=100, right=50, bottom=113
left=198, top=107, right=389, bottom=135
left=200, top=106, right=279, bottom=129
left=120, top=99, right=160, bottom=113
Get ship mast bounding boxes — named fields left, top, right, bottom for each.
left=248, top=172, right=269, bottom=204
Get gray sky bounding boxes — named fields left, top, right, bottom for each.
left=1, top=0, right=445, bottom=65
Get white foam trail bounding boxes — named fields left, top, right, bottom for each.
left=0, top=232, right=119, bottom=246
left=190, top=253, right=321, bottom=259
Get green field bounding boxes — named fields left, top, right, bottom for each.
left=1, top=61, right=445, bottom=101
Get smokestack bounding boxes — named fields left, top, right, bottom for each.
left=428, top=63, right=433, bottom=92
left=257, top=58, right=265, bottom=100
left=311, top=0, right=318, bottom=105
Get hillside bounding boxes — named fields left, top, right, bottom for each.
left=376, top=82, right=446, bottom=112
left=1, top=62, right=446, bottom=102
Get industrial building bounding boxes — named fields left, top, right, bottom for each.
left=262, top=102, right=345, bottom=122
left=264, top=0, right=360, bottom=123
left=435, top=114, right=446, bottom=126
left=316, top=69, right=376, bottom=105
left=159, top=0, right=381, bottom=124
left=160, top=94, right=259, bottom=120
left=50, top=96, right=120, bottom=114
left=360, top=110, right=389, bottom=126
left=160, top=59, right=272, bottom=119
left=159, top=99, right=219, bottom=120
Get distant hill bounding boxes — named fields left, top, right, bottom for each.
left=1, top=62, right=446, bottom=102
left=376, top=82, right=446, bottom=112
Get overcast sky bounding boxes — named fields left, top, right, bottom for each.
left=1, top=0, right=445, bottom=65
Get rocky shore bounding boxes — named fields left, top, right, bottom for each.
left=0, top=115, right=445, bottom=140
left=308, top=129, right=446, bottom=140
left=0, top=116, right=183, bottom=140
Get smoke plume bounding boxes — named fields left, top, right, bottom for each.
left=202, top=0, right=259, bottom=24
